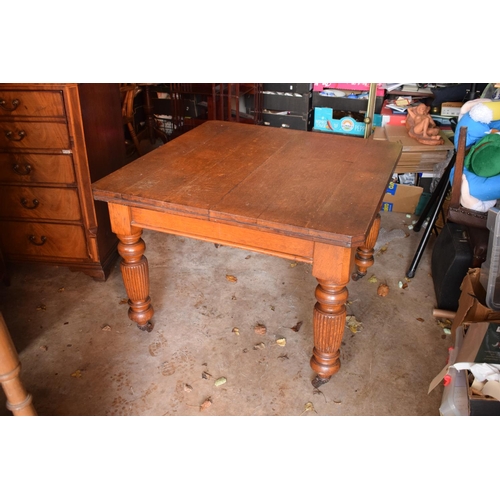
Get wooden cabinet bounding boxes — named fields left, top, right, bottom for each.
left=0, top=83, right=126, bottom=281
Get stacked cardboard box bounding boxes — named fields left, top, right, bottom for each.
left=373, top=125, right=454, bottom=173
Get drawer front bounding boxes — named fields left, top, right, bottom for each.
left=0, top=90, right=65, bottom=118
left=0, top=121, right=70, bottom=150
left=0, top=221, right=89, bottom=259
left=0, top=186, right=81, bottom=221
left=0, top=153, right=76, bottom=184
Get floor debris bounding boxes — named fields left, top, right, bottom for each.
left=200, top=398, right=212, bottom=411
left=301, top=402, right=317, bottom=415
left=345, top=315, right=363, bottom=333
left=254, top=324, right=267, bottom=335
left=214, top=377, right=227, bottom=387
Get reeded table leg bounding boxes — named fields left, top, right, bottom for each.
left=109, top=203, right=154, bottom=332
left=117, top=232, right=154, bottom=332
left=310, top=243, right=354, bottom=387
left=352, top=213, right=381, bottom=281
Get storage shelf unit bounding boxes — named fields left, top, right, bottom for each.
left=261, top=83, right=313, bottom=131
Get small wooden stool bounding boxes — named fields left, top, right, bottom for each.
left=0, top=313, right=36, bottom=416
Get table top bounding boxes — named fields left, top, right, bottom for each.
left=92, top=121, right=402, bottom=247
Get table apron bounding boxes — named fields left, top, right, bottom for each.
left=128, top=206, right=316, bottom=264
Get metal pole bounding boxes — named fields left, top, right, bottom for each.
left=363, top=83, right=378, bottom=139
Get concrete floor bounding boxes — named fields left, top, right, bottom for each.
left=0, top=136, right=452, bottom=416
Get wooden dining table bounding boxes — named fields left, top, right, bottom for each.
left=92, top=120, right=402, bottom=387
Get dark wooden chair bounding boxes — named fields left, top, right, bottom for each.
left=447, top=126, right=489, bottom=268
left=120, top=84, right=142, bottom=157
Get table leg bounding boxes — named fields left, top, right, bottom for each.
left=352, top=213, right=381, bottom=281
left=311, top=244, right=353, bottom=387
left=117, top=230, right=154, bottom=332
left=108, top=203, right=155, bottom=331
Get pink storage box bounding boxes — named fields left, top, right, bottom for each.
left=313, top=83, right=385, bottom=97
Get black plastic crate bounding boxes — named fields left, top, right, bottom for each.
left=261, top=110, right=312, bottom=131
left=263, top=93, right=311, bottom=114
left=263, top=83, right=312, bottom=94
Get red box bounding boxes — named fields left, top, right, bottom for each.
left=381, top=100, right=407, bottom=126
left=312, top=83, right=385, bottom=97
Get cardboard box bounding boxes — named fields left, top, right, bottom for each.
left=430, top=322, right=500, bottom=415
left=440, top=101, right=462, bottom=117
left=312, top=83, right=385, bottom=96
left=313, top=107, right=381, bottom=137
left=381, top=100, right=407, bottom=126
left=381, top=125, right=454, bottom=173
left=381, top=182, right=423, bottom=213
left=450, top=268, right=500, bottom=342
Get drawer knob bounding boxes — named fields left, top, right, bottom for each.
left=5, top=130, right=26, bottom=141
left=28, top=235, right=47, bottom=246
left=21, top=198, right=39, bottom=209
left=13, top=164, right=32, bottom=175
left=0, top=98, right=20, bottom=112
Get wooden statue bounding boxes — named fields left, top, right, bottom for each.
left=406, top=103, right=444, bottom=145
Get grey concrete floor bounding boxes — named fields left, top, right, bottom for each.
left=0, top=136, right=452, bottom=416
left=0, top=212, right=451, bottom=417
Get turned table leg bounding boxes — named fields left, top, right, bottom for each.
left=117, top=231, right=154, bottom=332
left=352, top=213, right=381, bottom=281
left=310, top=243, right=354, bottom=387
left=109, top=203, right=154, bottom=332
left=0, top=313, right=36, bottom=416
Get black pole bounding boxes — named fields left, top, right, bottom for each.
left=406, top=152, right=456, bottom=278
left=413, top=152, right=456, bottom=232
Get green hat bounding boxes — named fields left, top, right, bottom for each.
left=465, top=133, right=500, bottom=178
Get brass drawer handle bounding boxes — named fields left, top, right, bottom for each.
left=29, top=235, right=47, bottom=246
left=21, top=198, right=39, bottom=209
left=13, top=164, right=32, bottom=175
left=5, top=130, right=26, bottom=141
left=0, top=98, right=20, bottom=112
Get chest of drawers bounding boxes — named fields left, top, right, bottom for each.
left=0, top=83, right=126, bottom=281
